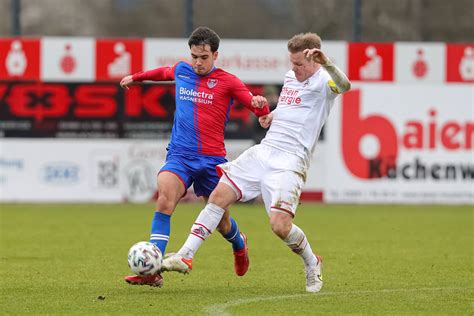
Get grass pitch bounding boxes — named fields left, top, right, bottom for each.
left=1, top=203, right=472, bottom=315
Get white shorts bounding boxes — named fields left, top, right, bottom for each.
left=217, top=144, right=308, bottom=217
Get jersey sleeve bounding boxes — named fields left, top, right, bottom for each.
left=229, top=76, right=270, bottom=117
left=132, top=63, right=177, bottom=82
left=325, top=79, right=340, bottom=99
left=322, top=63, right=351, bottom=98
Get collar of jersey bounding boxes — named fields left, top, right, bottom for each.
left=198, top=66, right=217, bottom=77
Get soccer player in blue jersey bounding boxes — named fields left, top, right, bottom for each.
left=120, top=27, right=269, bottom=287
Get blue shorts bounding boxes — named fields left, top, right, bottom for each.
left=159, top=152, right=227, bottom=197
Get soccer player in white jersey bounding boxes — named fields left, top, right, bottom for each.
left=161, top=33, right=351, bottom=293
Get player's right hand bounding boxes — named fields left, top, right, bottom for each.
left=251, top=95, right=268, bottom=108
left=258, top=113, right=273, bottom=128
left=120, top=75, right=134, bottom=90
left=303, top=48, right=330, bottom=65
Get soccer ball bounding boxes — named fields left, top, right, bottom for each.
left=127, top=241, right=163, bottom=276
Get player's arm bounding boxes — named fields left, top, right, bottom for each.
left=303, top=48, right=351, bottom=94
left=231, top=78, right=270, bottom=117
left=120, top=64, right=176, bottom=90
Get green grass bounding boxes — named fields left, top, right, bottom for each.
left=1, top=203, right=473, bottom=315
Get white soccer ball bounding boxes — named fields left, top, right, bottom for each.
left=127, top=241, right=163, bottom=276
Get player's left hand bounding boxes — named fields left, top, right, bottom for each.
left=120, top=75, right=134, bottom=90
left=259, top=113, right=273, bottom=128
left=251, top=95, right=268, bottom=108
left=303, top=48, right=330, bottom=65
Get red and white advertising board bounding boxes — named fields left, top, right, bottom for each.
left=446, top=44, right=474, bottom=83
left=144, top=38, right=290, bottom=84
left=95, top=39, right=143, bottom=81
left=1, top=37, right=472, bottom=86
left=0, top=38, right=40, bottom=81
left=348, top=43, right=394, bottom=82
left=144, top=39, right=346, bottom=84
left=325, top=85, right=473, bottom=204
left=395, top=42, right=445, bottom=84
left=1, top=37, right=473, bottom=204
left=41, top=37, right=95, bottom=82
left=144, top=38, right=189, bottom=71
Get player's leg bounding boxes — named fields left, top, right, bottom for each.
left=194, top=156, right=248, bottom=276
left=150, top=171, right=187, bottom=254
left=213, top=208, right=242, bottom=252
left=269, top=211, right=323, bottom=293
left=262, top=160, right=323, bottom=292
left=269, top=211, right=318, bottom=267
left=125, top=158, right=189, bottom=286
left=162, top=182, right=238, bottom=273
left=198, top=198, right=248, bottom=275
left=163, top=146, right=263, bottom=274
left=185, top=183, right=238, bottom=257
left=216, top=209, right=249, bottom=276
left=200, top=198, right=245, bottom=258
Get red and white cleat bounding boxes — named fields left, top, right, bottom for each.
left=233, top=232, right=249, bottom=276
left=124, top=274, right=164, bottom=287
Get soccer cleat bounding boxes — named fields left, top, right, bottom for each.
left=233, top=232, right=249, bottom=276
left=124, top=274, right=163, bottom=287
left=305, top=255, right=323, bottom=293
left=161, top=253, right=193, bottom=274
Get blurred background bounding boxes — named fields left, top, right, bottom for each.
left=0, top=0, right=473, bottom=204
left=1, top=0, right=474, bottom=41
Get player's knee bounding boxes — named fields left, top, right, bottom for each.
left=270, top=216, right=292, bottom=239
left=208, top=186, right=234, bottom=209
left=155, top=194, right=177, bottom=214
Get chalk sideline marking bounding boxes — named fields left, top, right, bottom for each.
left=205, top=287, right=472, bottom=316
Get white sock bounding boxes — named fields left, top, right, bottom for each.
left=284, top=224, right=317, bottom=268
left=177, top=203, right=225, bottom=259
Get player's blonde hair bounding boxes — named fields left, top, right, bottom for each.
left=287, top=33, right=321, bottom=53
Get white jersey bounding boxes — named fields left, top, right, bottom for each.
left=261, top=68, right=338, bottom=164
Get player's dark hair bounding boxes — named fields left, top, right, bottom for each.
left=188, top=26, right=220, bottom=52
left=287, top=33, right=321, bottom=53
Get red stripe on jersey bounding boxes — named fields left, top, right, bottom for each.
left=216, top=165, right=243, bottom=200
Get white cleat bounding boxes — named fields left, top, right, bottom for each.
left=161, top=253, right=193, bottom=274
left=305, top=255, right=323, bottom=293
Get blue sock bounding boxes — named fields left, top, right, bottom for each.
left=223, top=217, right=245, bottom=251
left=149, top=211, right=171, bottom=255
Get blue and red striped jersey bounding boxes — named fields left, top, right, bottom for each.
left=133, top=61, right=269, bottom=156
